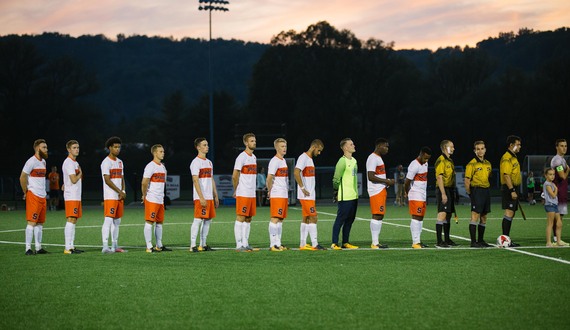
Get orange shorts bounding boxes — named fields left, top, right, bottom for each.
left=270, top=198, right=288, bottom=219
left=145, top=200, right=164, bottom=222
left=299, top=199, right=317, bottom=217
left=369, top=189, right=387, bottom=215
left=104, top=199, right=124, bottom=218
left=65, top=200, right=82, bottom=219
left=26, top=191, right=46, bottom=223
left=409, top=200, right=427, bottom=217
left=236, top=196, right=256, bottom=217
left=194, top=200, right=216, bottom=219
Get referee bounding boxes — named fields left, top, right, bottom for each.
left=434, top=140, right=457, bottom=247
left=500, top=135, right=522, bottom=247
left=464, top=141, right=492, bottom=248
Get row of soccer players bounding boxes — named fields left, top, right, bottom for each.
left=19, top=135, right=568, bottom=254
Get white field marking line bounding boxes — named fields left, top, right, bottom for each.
left=313, top=209, right=570, bottom=265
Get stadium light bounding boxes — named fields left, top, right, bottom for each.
left=198, top=0, right=230, bottom=164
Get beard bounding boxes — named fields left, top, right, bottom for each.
left=39, top=150, right=48, bottom=160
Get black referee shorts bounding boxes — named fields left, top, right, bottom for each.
left=436, top=187, right=456, bottom=213
left=470, top=187, right=490, bottom=215
left=501, top=185, right=519, bottom=211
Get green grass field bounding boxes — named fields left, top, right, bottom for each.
left=1, top=202, right=569, bottom=329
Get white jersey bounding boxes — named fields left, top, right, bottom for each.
left=366, top=152, right=386, bottom=196
left=143, top=160, right=166, bottom=204
left=22, top=155, right=46, bottom=198
left=234, top=151, right=257, bottom=198
left=268, top=156, right=289, bottom=198
left=190, top=156, right=214, bottom=200
left=406, top=159, right=428, bottom=201
left=551, top=155, right=568, bottom=171
left=295, top=152, right=316, bottom=201
left=62, top=156, right=82, bottom=201
left=101, top=156, right=124, bottom=200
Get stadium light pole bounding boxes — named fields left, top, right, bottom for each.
left=198, top=0, right=229, bottom=164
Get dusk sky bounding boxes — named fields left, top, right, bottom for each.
left=1, top=0, right=569, bottom=50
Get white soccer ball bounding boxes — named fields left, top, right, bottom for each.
left=496, top=235, right=511, bottom=248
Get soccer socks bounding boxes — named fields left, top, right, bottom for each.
left=234, top=221, right=243, bottom=248
left=191, top=218, right=203, bottom=247
left=300, top=222, right=308, bottom=246
left=25, top=225, right=33, bottom=251
left=478, top=223, right=486, bottom=242
left=370, top=219, right=382, bottom=245
left=34, top=225, right=42, bottom=250
left=102, top=217, right=113, bottom=248
left=410, top=219, right=423, bottom=244
left=269, top=222, right=279, bottom=247
left=443, top=220, right=451, bottom=241
left=243, top=222, right=251, bottom=247
left=308, top=223, right=318, bottom=247
left=155, top=223, right=163, bottom=248
left=201, top=220, right=211, bottom=247
left=111, top=218, right=121, bottom=250
left=502, top=216, right=512, bottom=236
left=277, top=221, right=283, bottom=244
left=144, top=223, right=153, bottom=249
left=436, top=221, right=444, bottom=243
left=469, top=222, right=477, bottom=243
left=65, top=222, right=74, bottom=250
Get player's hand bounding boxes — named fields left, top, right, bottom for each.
left=302, top=188, right=310, bottom=197
left=200, top=197, right=207, bottom=207
left=214, top=196, right=219, bottom=208
left=332, top=190, right=338, bottom=203
left=119, top=190, right=126, bottom=200
left=442, top=194, right=448, bottom=204
left=511, top=191, right=518, bottom=200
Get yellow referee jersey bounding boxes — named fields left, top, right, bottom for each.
left=435, top=154, right=455, bottom=188
left=500, top=150, right=521, bottom=186
left=465, top=157, right=492, bottom=188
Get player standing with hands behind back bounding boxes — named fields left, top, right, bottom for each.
left=62, top=140, right=84, bottom=254
left=233, top=133, right=258, bottom=252
left=500, top=135, right=522, bottom=247
left=266, top=138, right=289, bottom=251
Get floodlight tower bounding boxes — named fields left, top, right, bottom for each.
left=198, top=0, right=230, bottom=163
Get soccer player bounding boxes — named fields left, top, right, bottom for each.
left=20, top=139, right=49, bottom=255
left=48, top=166, right=60, bottom=211
left=434, top=140, right=457, bottom=247
left=142, top=144, right=170, bottom=253
left=404, top=147, right=432, bottom=249
left=100, top=136, right=126, bottom=254
left=464, top=141, right=492, bottom=248
left=266, top=138, right=289, bottom=251
left=62, top=140, right=84, bottom=254
left=294, top=139, right=326, bottom=250
left=500, top=135, right=522, bottom=247
left=366, top=138, right=394, bottom=249
left=233, top=133, right=258, bottom=252
left=190, top=138, right=219, bottom=252
left=551, top=139, right=569, bottom=245
left=331, top=138, right=359, bottom=250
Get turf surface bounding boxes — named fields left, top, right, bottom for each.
left=1, top=202, right=569, bottom=329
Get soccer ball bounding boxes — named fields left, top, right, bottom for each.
left=496, top=235, right=511, bottom=248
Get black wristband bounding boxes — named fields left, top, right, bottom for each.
left=510, top=187, right=516, bottom=192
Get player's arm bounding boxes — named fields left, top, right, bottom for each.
left=436, top=174, right=447, bottom=204
left=367, top=171, right=395, bottom=186
left=546, top=184, right=558, bottom=198
left=192, top=175, right=207, bottom=207
left=555, top=164, right=569, bottom=180
left=266, top=173, right=275, bottom=198
left=141, top=177, right=150, bottom=202
left=332, top=158, right=345, bottom=201
left=211, top=177, right=219, bottom=208
left=232, top=169, right=240, bottom=198
left=104, top=174, right=126, bottom=200
left=404, top=178, right=412, bottom=196
left=294, top=168, right=309, bottom=197
left=19, top=171, right=29, bottom=198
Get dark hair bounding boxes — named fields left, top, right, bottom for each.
left=555, top=139, right=567, bottom=146
left=340, top=138, right=352, bottom=149
left=375, top=138, right=388, bottom=147
left=151, top=144, right=163, bottom=154
left=473, top=140, right=485, bottom=148
left=310, top=139, right=324, bottom=148
left=420, top=146, right=432, bottom=155
left=194, top=137, right=207, bottom=148
left=33, top=139, right=46, bottom=150
left=105, top=136, right=122, bottom=149
left=506, top=135, right=521, bottom=147
left=66, top=140, right=79, bottom=150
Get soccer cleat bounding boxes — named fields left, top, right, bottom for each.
left=279, top=245, right=289, bottom=251
left=36, top=248, right=49, bottom=254
left=146, top=247, right=159, bottom=253
left=436, top=242, right=450, bottom=248
left=113, top=248, right=125, bottom=253
left=342, top=243, right=359, bottom=249
left=159, top=246, right=172, bottom=251
left=64, top=249, right=82, bottom=254
left=243, top=245, right=255, bottom=252
left=371, top=244, right=389, bottom=249
left=191, top=246, right=200, bottom=253
left=314, top=244, right=327, bottom=250
left=270, top=245, right=283, bottom=252
left=201, top=245, right=214, bottom=251
left=445, top=240, right=458, bottom=246
left=101, top=247, right=113, bottom=254
left=412, top=243, right=423, bottom=249
left=299, top=244, right=314, bottom=251
left=509, top=242, right=520, bottom=247
left=73, top=248, right=85, bottom=253
left=470, top=242, right=482, bottom=248
left=478, top=240, right=491, bottom=248
left=25, top=249, right=35, bottom=255
left=419, top=242, right=429, bottom=248
left=330, top=243, right=342, bottom=250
